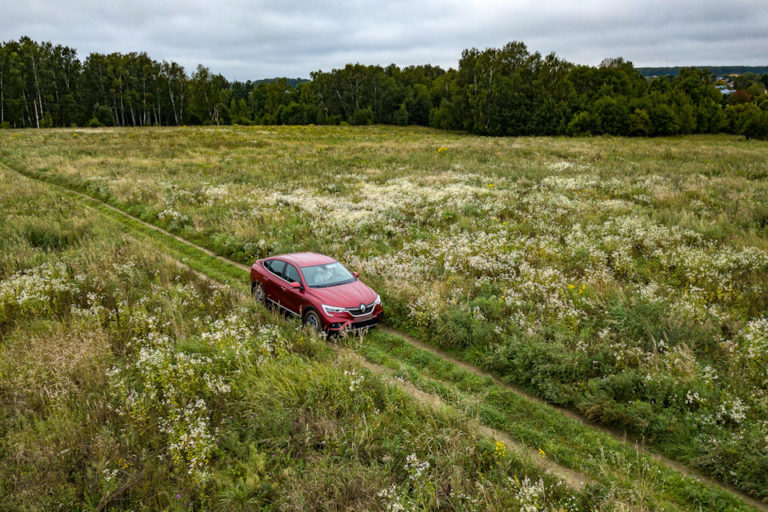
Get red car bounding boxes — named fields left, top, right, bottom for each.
left=250, top=252, right=383, bottom=333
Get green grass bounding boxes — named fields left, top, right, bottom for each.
left=0, top=165, right=595, bottom=511
left=361, top=330, right=754, bottom=511
left=2, top=125, right=768, bottom=507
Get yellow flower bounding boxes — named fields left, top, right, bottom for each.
left=494, top=440, right=507, bottom=460
left=538, top=448, right=546, bottom=458
left=487, top=183, right=495, bottom=188
left=568, top=284, right=575, bottom=290
left=437, top=146, right=448, bottom=153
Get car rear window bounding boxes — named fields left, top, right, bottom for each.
left=265, top=259, right=286, bottom=277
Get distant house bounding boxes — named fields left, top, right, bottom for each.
left=716, top=84, right=734, bottom=95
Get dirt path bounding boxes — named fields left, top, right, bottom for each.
left=381, top=326, right=768, bottom=510
left=340, top=348, right=590, bottom=491
left=3, top=159, right=766, bottom=511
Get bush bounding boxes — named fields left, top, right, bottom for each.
left=742, top=110, right=768, bottom=140
left=92, top=104, right=115, bottom=126
left=648, top=103, right=681, bottom=135
left=395, top=103, right=409, bottom=126
left=278, top=102, right=309, bottom=125
left=351, top=107, right=374, bottom=126
left=628, top=108, right=652, bottom=136
left=591, top=95, right=629, bottom=135
left=40, top=112, right=53, bottom=128
left=566, top=111, right=595, bottom=136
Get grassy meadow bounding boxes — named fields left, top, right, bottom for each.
left=1, top=125, right=768, bottom=507
left=0, top=164, right=599, bottom=510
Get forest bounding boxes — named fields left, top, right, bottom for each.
left=2, top=36, right=768, bottom=138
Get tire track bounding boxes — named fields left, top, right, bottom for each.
left=377, top=327, right=766, bottom=510
left=340, top=348, right=590, bottom=491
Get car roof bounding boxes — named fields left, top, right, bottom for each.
left=269, top=252, right=337, bottom=267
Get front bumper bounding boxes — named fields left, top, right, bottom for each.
left=326, top=312, right=383, bottom=333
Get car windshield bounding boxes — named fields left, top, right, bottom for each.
left=301, top=262, right=355, bottom=288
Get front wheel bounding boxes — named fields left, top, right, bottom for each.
left=303, top=309, right=323, bottom=333
left=252, top=282, right=266, bottom=306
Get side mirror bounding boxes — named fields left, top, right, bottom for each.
left=353, top=272, right=359, bottom=279
left=289, top=281, right=302, bottom=289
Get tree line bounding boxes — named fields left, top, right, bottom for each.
left=2, top=36, right=768, bottom=138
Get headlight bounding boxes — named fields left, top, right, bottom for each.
left=322, top=304, right=346, bottom=314
left=374, top=294, right=381, bottom=306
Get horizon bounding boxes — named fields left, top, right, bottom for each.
left=3, top=34, right=768, bottom=83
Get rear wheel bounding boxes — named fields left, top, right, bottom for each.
left=251, top=282, right=266, bottom=306
left=303, top=309, right=323, bottom=332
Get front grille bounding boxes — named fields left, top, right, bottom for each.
left=345, top=301, right=376, bottom=316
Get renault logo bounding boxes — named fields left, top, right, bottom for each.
left=359, top=303, right=365, bottom=314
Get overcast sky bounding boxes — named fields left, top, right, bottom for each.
left=3, top=0, right=767, bottom=80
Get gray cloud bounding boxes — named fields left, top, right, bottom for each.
left=2, top=0, right=767, bottom=80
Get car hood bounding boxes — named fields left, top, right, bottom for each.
left=307, top=279, right=377, bottom=308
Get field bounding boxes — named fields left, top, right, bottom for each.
left=1, top=125, right=768, bottom=510
left=0, top=158, right=600, bottom=511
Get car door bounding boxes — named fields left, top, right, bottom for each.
left=262, top=259, right=286, bottom=304
left=280, top=263, right=305, bottom=316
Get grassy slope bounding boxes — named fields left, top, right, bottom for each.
left=1, top=126, right=767, bottom=505
left=0, top=166, right=592, bottom=511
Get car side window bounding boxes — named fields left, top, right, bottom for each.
left=284, top=263, right=301, bottom=284
left=266, top=259, right=286, bottom=278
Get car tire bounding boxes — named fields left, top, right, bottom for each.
left=303, top=309, right=323, bottom=332
left=251, top=282, right=267, bottom=306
